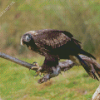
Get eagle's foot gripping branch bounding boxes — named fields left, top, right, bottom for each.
left=30, top=62, right=42, bottom=76
left=38, top=74, right=50, bottom=83
left=34, top=69, right=42, bottom=77
left=38, top=66, right=61, bottom=84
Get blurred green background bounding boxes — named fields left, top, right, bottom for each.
left=0, top=0, right=100, bottom=100
left=0, top=0, right=100, bottom=57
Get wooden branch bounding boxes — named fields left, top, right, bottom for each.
left=0, top=52, right=38, bottom=71
left=1, top=52, right=99, bottom=76
left=92, top=85, right=100, bottom=100
left=0, top=52, right=75, bottom=72
left=1, top=52, right=100, bottom=84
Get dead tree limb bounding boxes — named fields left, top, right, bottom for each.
left=0, top=52, right=75, bottom=72
left=92, top=85, right=100, bottom=100
left=0, top=52, right=38, bottom=71
left=0, top=52, right=100, bottom=75
left=1, top=52, right=100, bottom=84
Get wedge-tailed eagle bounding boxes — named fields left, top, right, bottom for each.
left=21, top=29, right=99, bottom=83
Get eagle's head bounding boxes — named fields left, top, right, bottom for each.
left=21, top=31, right=38, bottom=46
left=21, top=33, right=32, bottom=46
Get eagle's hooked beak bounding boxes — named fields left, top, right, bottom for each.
left=20, top=37, right=24, bottom=45
left=21, top=34, right=32, bottom=46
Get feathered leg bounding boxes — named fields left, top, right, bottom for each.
left=38, top=66, right=61, bottom=84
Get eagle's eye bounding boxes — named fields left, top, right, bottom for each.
left=25, top=34, right=31, bottom=42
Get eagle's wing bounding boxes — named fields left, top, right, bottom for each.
left=35, top=30, right=73, bottom=49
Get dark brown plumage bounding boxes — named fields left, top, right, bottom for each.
left=60, top=55, right=100, bottom=80
left=21, top=29, right=99, bottom=81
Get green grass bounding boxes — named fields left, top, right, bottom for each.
left=0, top=57, right=99, bottom=100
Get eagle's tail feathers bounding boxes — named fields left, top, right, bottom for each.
left=76, top=55, right=99, bottom=81
left=93, top=64, right=100, bottom=78
left=80, top=49, right=96, bottom=59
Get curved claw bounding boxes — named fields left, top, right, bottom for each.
left=32, top=62, right=38, bottom=65
left=34, top=70, right=42, bottom=77
left=29, top=62, right=39, bottom=71
left=38, top=74, right=50, bottom=84
left=38, top=66, right=61, bottom=84
left=29, top=62, right=41, bottom=71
